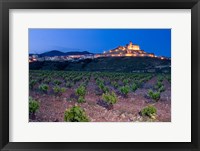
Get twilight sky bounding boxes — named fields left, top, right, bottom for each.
left=29, top=29, right=171, bottom=57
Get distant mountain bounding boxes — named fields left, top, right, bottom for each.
left=65, top=51, right=93, bottom=55
left=39, top=50, right=93, bottom=57
left=40, top=50, right=65, bottom=57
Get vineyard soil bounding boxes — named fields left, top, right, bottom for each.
left=29, top=70, right=171, bottom=122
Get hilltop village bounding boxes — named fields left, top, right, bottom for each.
left=103, top=41, right=155, bottom=57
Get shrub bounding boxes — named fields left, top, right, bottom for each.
left=75, top=85, right=86, bottom=97
left=157, top=75, right=164, bottom=82
left=120, top=85, right=130, bottom=96
left=29, top=80, right=36, bottom=89
left=44, top=78, right=51, bottom=84
left=111, top=81, right=118, bottom=88
left=73, top=76, right=82, bottom=83
left=141, top=105, right=157, bottom=118
left=123, top=79, right=129, bottom=85
left=53, top=86, right=66, bottom=95
left=155, top=81, right=162, bottom=90
left=148, top=89, right=160, bottom=101
left=54, top=80, right=62, bottom=85
left=81, top=80, right=88, bottom=87
left=76, top=85, right=87, bottom=103
left=166, top=75, right=171, bottom=83
left=96, top=79, right=104, bottom=85
left=66, top=82, right=73, bottom=88
left=77, top=96, right=86, bottom=103
left=64, top=106, right=89, bottom=122
left=98, top=82, right=104, bottom=90
left=135, top=80, right=142, bottom=87
left=158, top=85, right=165, bottom=92
left=98, top=82, right=109, bottom=93
left=38, top=84, right=49, bottom=92
left=131, top=83, right=138, bottom=92
left=102, top=86, right=109, bottom=93
left=29, top=97, right=39, bottom=114
left=102, top=91, right=118, bottom=105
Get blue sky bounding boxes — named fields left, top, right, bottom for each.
left=29, top=29, right=171, bottom=57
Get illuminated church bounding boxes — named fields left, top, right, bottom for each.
left=103, top=41, right=155, bottom=57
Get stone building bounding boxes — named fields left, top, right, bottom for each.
left=103, top=41, right=155, bottom=57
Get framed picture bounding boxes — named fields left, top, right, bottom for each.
left=0, top=0, right=199, bottom=150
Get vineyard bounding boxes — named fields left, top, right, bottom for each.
left=29, top=70, right=171, bottom=122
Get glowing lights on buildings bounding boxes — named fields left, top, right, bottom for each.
left=101, top=41, right=168, bottom=59
left=127, top=41, right=140, bottom=50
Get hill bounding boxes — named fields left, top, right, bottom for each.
left=40, top=50, right=65, bottom=57
left=29, top=57, right=171, bottom=73
left=65, top=51, right=93, bottom=55
left=39, top=50, right=93, bottom=57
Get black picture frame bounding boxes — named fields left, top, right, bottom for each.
left=0, top=0, right=199, bottom=151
